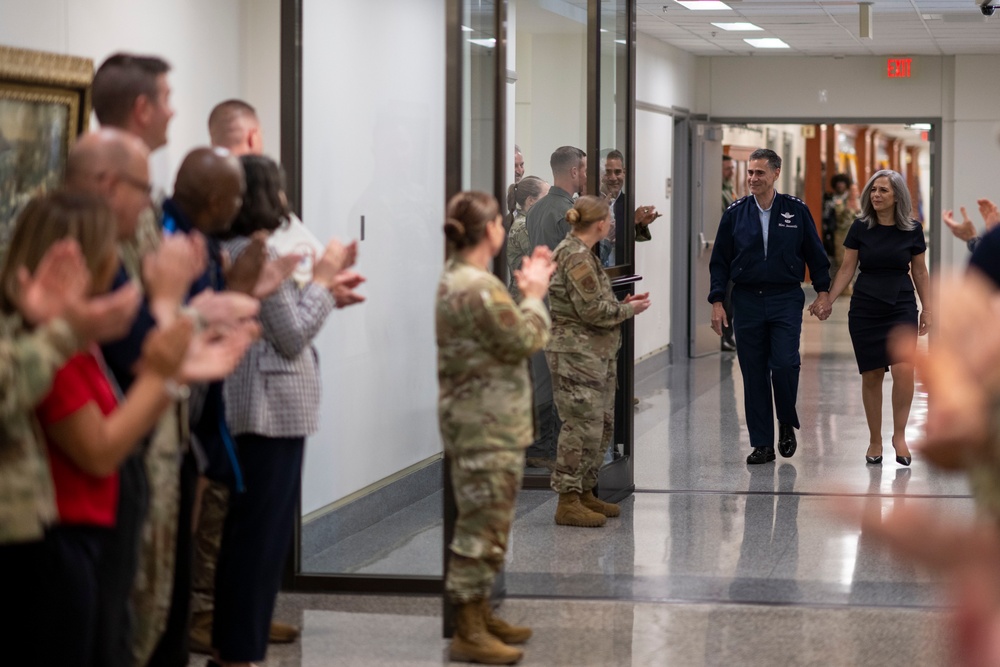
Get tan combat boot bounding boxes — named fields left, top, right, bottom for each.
left=554, top=492, right=607, bottom=527
left=481, top=599, right=532, bottom=645
left=450, top=600, right=523, bottom=664
left=269, top=620, right=300, bottom=643
left=188, top=611, right=213, bottom=654
left=580, top=489, right=620, bottom=518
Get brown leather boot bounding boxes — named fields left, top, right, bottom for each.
left=580, top=489, right=620, bottom=518
left=480, top=599, right=532, bottom=645
left=450, top=600, right=523, bottom=664
left=268, top=620, right=300, bottom=643
left=554, top=492, right=607, bottom=527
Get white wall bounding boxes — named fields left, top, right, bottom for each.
left=514, top=32, right=588, bottom=176
left=300, top=0, right=445, bottom=515
left=701, top=54, right=1000, bottom=269
left=0, top=0, right=246, bottom=191
left=633, top=34, right=697, bottom=360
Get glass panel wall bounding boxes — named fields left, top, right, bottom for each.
left=296, top=0, right=447, bottom=580
left=506, top=0, right=589, bottom=478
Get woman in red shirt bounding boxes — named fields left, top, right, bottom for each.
left=0, top=191, right=193, bottom=667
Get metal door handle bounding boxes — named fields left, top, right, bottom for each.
left=699, top=232, right=713, bottom=250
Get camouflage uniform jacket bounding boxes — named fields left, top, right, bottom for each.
left=436, top=258, right=550, bottom=456
left=547, top=234, right=634, bottom=360
left=506, top=211, right=530, bottom=301
left=0, top=314, right=78, bottom=543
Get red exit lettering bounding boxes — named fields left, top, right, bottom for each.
left=887, top=58, right=912, bottom=78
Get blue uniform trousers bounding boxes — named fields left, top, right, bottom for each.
left=732, top=285, right=803, bottom=449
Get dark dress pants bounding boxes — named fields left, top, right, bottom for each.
left=95, top=449, right=149, bottom=667
left=213, top=433, right=305, bottom=662
left=732, top=285, right=804, bottom=449
left=0, top=526, right=108, bottom=667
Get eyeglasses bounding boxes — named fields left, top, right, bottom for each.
left=117, top=173, right=153, bottom=197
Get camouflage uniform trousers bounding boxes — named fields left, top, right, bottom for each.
left=130, top=403, right=186, bottom=667
left=190, top=479, right=230, bottom=615
left=547, top=351, right=617, bottom=495
left=445, top=448, right=525, bottom=603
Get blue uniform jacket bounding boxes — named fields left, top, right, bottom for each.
left=708, top=192, right=831, bottom=303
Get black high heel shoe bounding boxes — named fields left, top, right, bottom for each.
left=891, top=437, right=911, bottom=466
left=866, top=445, right=883, bottom=465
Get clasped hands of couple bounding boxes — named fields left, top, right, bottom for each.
left=806, top=293, right=833, bottom=321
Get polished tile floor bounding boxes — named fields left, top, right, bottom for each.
left=192, top=308, right=968, bottom=666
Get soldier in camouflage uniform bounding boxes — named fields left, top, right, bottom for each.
left=546, top=195, right=651, bottom=528
left=505, top=176, right=550, bottom=301
left=438, top=191, right=554, bottom=665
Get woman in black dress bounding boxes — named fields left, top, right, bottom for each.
left=823, top=169, right=930, bottom=466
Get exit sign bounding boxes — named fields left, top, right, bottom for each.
left=887, top=58, right=912, bottom=78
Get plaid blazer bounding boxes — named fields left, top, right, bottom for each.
left=222, top=237, right=336, bottom=438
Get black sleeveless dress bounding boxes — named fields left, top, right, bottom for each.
left=843, top=219, right=926, bottom=373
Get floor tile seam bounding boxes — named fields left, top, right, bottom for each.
left=502, top=593, right=951, bottom=613
left=632, top=488, right=973, bottom=500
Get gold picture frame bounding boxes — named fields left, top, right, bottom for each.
left=0, top=46, right=93, bottom=251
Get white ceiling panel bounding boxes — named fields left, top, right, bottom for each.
left=638, top=0, right=1000, bottom=55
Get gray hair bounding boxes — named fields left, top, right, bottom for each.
left=860, top=169, right=914, bottom=231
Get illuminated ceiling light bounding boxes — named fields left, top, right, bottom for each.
left=674, top=1, right=733, bottom=10
left=469, top=38, right=496, bottom=48
left=744, top=37, right=790, bottom=48
left=860, top=2, right=873, bottom=40
left=615, top=39, right=627, bottom=44
left=711, top=22, right=763, bottom=31
left=905, top=123, right=932, bottom=131
left=461, top=25, right=473, bottom=32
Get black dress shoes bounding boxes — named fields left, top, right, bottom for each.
left=896, top=455, right=911, bottom=466
left=746, top=447, right=776, bottom=465
left=777, top=423, right=797, bottom=458
left=865, top=455, right=883, bottom=464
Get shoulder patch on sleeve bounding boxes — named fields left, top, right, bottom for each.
left=568, top=260, right=600, bottom=297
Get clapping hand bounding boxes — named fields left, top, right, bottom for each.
left=177, top=320, right=261, bottom=384
left=514, top=246, right=556, bottom=301
left=624, top=291, right=651, bottom=316
left=888, top=274, right=1000, bottom=469
left=943, top=207, right=978, bottom=243
left=17, top=239, right=90, bottom=326
left=635, top=206, right=661, bottom=227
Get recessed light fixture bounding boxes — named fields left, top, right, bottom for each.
left=469, top=38, right=496, bottom=48
left=461, top=25, right=473, bottom=32
left=711, top=22, right=762, bottom=31
left=905, top=123, right=932, bottom=131
left=744, top=37, right=790, bottom=48
left=675, top=1, right=732, bottom=10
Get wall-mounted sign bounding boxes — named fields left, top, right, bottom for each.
left=887, top=58, right=912, bottom=78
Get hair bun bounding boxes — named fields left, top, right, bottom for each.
left=565, top=208, right=581, bottom=224
left=444, top=217, right=466, bottom=242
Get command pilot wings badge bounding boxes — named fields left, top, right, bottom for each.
left=778, top=212, right=797, bottom=228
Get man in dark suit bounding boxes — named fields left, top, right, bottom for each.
left=708, top=148, right=831, bottom=465
left=599, top=149, right=659, bottom=266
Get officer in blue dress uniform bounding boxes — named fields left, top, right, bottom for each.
left=708, top=149, right=831, bottom=464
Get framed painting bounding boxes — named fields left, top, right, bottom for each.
left=0, top=46, right=93, bottom=254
